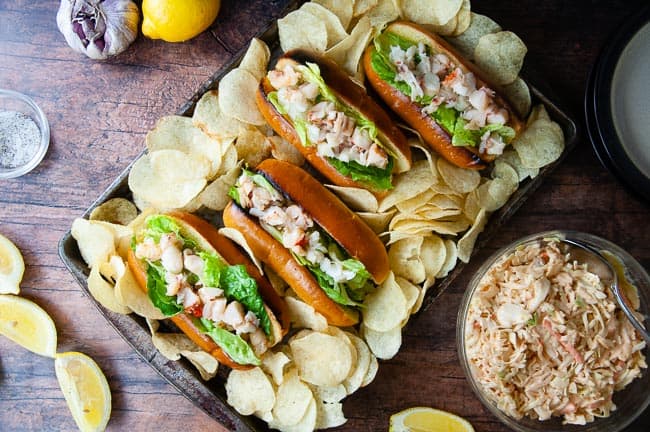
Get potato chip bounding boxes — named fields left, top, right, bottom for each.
left=131, top=193, right=152, bottom=212
left=128, top=155, right=206, bottom=210
left=180, top=350, right=219, bottom=381
left=198, top=167, right=241, bottom=212
left=502, top=77, right=531, bottom=118
left=315, top=400, right=347, bottom=430
left=147, top=116, right=224, bottom=177
left=437, top=157, right=481, bottom=193
left=411, top=282, right=430, bottom=315
left=395, top=189, right=436, bottom=213
left=362, top=272, right=408, bottom=331
left=457, top=208, right=487, bottom=263
left=88, top=261, right=131, bottom=314
left=267, top=135, right=305, bottom=166
left=366, top=0, right=400, bottom=28
left=400, top=0, right=463, bottom=26
left=71, top=218, right=116, bottom=267
left=326, top=185, right=378, bottom=212
left=436, top=239, right=458, bottom=279
left=271, top=390, right=317, bottom=432
left=261, top=351, right=291, bottom=386
left=218, top=68, right=266, bottom=126
left=239, top=38, right=271, bottom=82
left=311, top=384, right=347, bottom=404
left=89, top=198, right=138, bottom=226
left=474, top=31, right=527, bottom=85
left=463, top=189, right=481, bottom=221
left=271, top=368, right=314, bottom=426
left=227, top=367, right=276, bottom=416
left=235, top=128, right=272, bottom=168
left=378, top=160, right=436, bottom=212
left=323, top=326, right=358, bottom=369
left=446, top=13, right=502, bottom=60
left=342, top=333, right=371, bottom=395
left=496, top=149, right=538, bottom=181
left=151, top=332, right=195, bottom=361
left=289, top=331, right=353, bottom=387
left=429, top=193, right=463, bottom=210
left=278, top=10, right=329, bottom=54
left=361, top=354, right=379, bottom=386
left=394, top=276, right=418, bottom=311
left=325, top=16, right=373, bottom=77
left=527, top=103, right=551, bottom=125
left=415, top=205, right=461, bottom=220
left=388, top=237, right=425, bottom=283
left=149, top=149, right=211, bottom=182
left=420, top=234, right=446, bottom=288
left=425, top=14, right=458, bottom=37
left=114, top=265, right=166, bottom=320
left=300, top=2, right=348, bottom=48
left=356, top=211, right=395, bottom=234
left=513, top=117, right=565, bottom=169
left=313, top=0, right=354, bottom=30
left=361, top=323, right=402, bottom=360
left=285, top=296, right=328, bottom=331
left=218, top=226, right=263, bottom=273
left=216, top=141, right=239, bottom=176
left=180, top=193, right=203, bottom=214
left=452, top=0, right=472, bottom=36
left=477, top=161, right=519, bottom=211
left=193, top=90, right=247, bottom=140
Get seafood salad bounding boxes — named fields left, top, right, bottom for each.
left=464, top=239, right=647, bottom=424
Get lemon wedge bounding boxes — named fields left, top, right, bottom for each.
left=0, top=233, right=25, bottom=294
left=55, top=352, right=112, bottom=432
left=389, top=407, right=475, bottom=432
left=0, top=294, right=57, bottom=357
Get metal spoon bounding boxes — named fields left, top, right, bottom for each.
left=559, top=237, right=650, bottom=345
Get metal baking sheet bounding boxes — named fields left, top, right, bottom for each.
left=58, top=8, right=578, bottom=432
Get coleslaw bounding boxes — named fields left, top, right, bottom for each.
left=464, top=239, right=647, bottom=424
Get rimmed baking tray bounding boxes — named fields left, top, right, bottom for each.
left=58, top=8, right=578, bottom=432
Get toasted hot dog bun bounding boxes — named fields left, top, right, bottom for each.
left=127, top=211, right=289, bottom=370
left=257, top=49, right=411, bottom=194
left=223, top=159, right=390, bottom=326
left=363, top=21, right=524, bottom=170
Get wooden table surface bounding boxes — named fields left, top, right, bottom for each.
left=1, top=1, right=649, bottom=431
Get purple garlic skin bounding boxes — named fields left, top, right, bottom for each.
left=57, top=0, right=140, bottom=60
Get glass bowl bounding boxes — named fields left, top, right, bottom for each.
left=457, top=230, right=650, bottom=432
left=0, top=89, right=50, bottom=179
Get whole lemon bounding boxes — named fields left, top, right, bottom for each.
left=142, top=0, right=221, bottom=42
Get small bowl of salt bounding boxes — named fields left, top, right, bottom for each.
left=0, top=89, right=50, bottom=179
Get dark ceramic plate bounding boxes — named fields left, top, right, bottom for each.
left=58, top=9, right=578, bottom=432
left=586, top=6, right=650, bottom=203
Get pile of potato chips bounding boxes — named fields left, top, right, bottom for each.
left=72, top=0, right=567, bottom=430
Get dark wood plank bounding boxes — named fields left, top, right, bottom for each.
left=1, top=0, right=648, bottom=431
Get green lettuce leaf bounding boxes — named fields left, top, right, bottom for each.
left=292, top=233, right=372, bottom=307
left=451, top=116, right=479, bottom=147
left=229, top=169, right=280, bottom=207
left=220, top=265, right=271, bottom=336
left=197, top=318, right=261, bottom=366
left=327, top=157, right=393, bottom=191
left=143, top=215, right=197, bottom=250
left=431, top=105, right=458, bottom=135
left=146, top=263, right=182, bottom=316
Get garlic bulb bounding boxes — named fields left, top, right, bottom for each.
left=57, top=0, right=140, bottom=60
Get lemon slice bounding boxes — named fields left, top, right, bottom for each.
left=55, top=352, right=112, bottom=432
left=0, top=294, right=57, bottom=357
left=0, top=233, right=25, bottom=294
left=389, top=407, right=475, bottom=432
